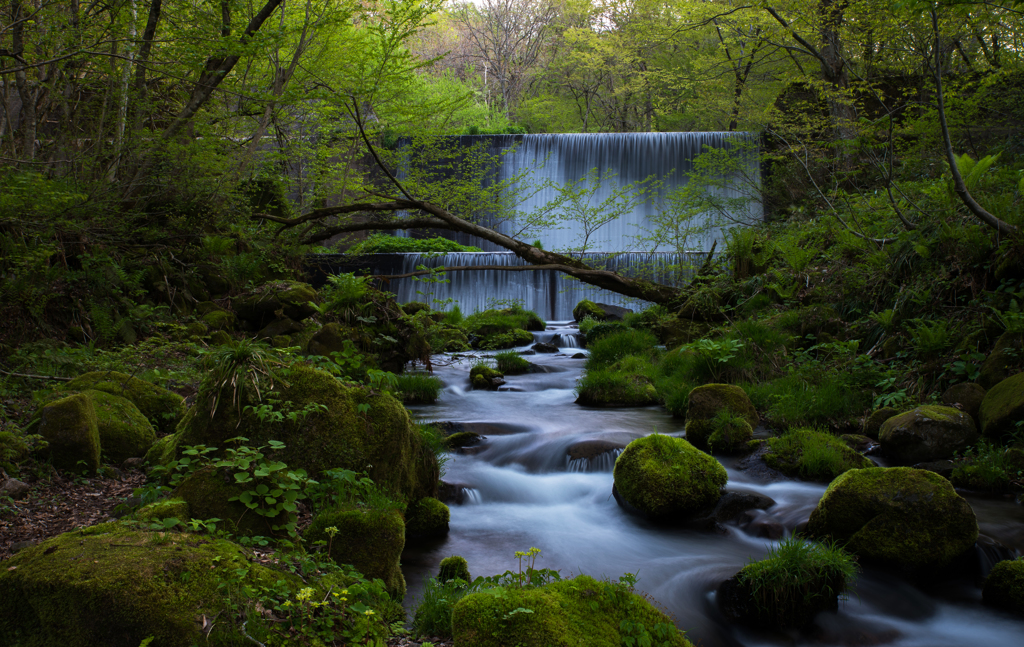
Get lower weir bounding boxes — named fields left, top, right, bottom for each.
left=308, top=251, right=706, bottom=320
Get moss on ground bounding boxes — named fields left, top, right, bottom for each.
left=451, top=575, right=693, bottom=647
left=613, top=434, right=727, bottom=520
left=806, top=467, right=978, bottom=573
left=0, top=523, right=298, bottom=647
left=134, top=498, right=190, bottom=523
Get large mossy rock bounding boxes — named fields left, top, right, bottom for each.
left=878, top=405, right=978, bottom=464
left=573, top=299, right=606, bottom=322
left=612, top=434, right=727, bottom=521
left=305, top=506, right=406, bottom=600
left=232, top=280, right=317, bottom=328
left=979, top=372, right=1024, bottom=441
left=470, top=365, right=505, bottom=390
left=171, top=466, right=266, bottom=536
left=80, top=390, right=156, bottom=463
left=862, top=407, right=898, bottom=440
left=66, top=371, right=184, bottom=435
left=806, top=467, right=978, bottom=573
left=0, top=523, right=295, bottom=647
left=684, top=384, right=759, bottom=451
left=165, top=365, right=437, bottom=502
left=983, top=558, right=1024, bottom=616
left=978, top=332, right=1024, bottom=389
left=451, top=575, right=693, bottom=647
left=941, top=383, right=986, bottom=423
left=36, top=393, right=101, bottom=473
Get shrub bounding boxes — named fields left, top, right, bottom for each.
left=347, top=233, right=481, bottom=254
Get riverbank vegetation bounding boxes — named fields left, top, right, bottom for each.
left=3, top=0, right=1024, bottom=642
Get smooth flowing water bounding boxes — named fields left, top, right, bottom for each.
left=402, top=323, right=1024, bottom=646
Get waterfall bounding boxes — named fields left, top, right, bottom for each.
left=400, top=132, right=761, bottom=253
left=311, top=251, right=706, bottom=320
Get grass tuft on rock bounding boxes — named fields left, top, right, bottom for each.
left=764, top=428, right=874, bottom=482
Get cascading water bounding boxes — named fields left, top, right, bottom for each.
left=402, top=347, right=1024, bottom=647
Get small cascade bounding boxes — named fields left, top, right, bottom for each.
left=462, top=488, right=483, bottom=505
left=566, top=448, right=622, bottom=473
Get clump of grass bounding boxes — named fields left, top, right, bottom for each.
left=443, top=304, right=464, bottom=326
left=763, top=428, right=873, bottom=482
left=463, top=305, right=545, bottom=336
left=396, top=373, right=443, bottom=404
left=585, top=329, right=660, bottom=368
left=729, top=537, right=858, bottom=630
left=951, top=442, right=1024, bottom=491
left=743, top=374, right=871, bottom=430
left=412, top=576, right=473, bottom=638
left=494, top=350, right=532, bottom=375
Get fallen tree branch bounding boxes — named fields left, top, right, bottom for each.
left=0, top=368, right=73, bottom=381
left=372, top=264, right=631, bottom=284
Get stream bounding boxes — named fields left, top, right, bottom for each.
left=402, top=322, right=1024, bottom=646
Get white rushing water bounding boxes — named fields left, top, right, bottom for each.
left=401, top=323, right=1024, bottom=647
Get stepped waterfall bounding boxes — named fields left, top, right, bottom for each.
left=325, top=132, right=761, bottom=319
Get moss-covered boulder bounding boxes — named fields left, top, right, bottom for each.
left=81, top=390, right=157, bottom=463
left=232, top=280, right=317, bottom=328
left=763, top=429, right=873, bottom=482
left=708, top=417, right=753, bottom=454
left=979, top=372, right=1024, bottom=441
left=612, top=434, right=727, bottom=521
left=172, top=466, right=267, bottom=536
left=573, top=299, right=606, bottom=322
left=66, top=371, right=184, bottom=435
left=979, top=332, right=1024, bottom=389
left=438, top=556, right=471, bottom=583
left=470, top=365, right=505, bottom=390
left=879, top=405, right=978, bottom=464
left=684, top=384, right=759, bottom=451
left=36, top=393, right=101, bottom=473
left=405, top=497, right=450, bottom=540
left=209, top=329, right=233, bottom=346
left=806, top=467, right=978, bottom=573
left=451, top=575, right=693, bottom=647
left=201, top=309, right=237, bottom=331
left=164, top=365, right=437, bottom=502
left=941, top=382, right=986, bottom=423
left=134, top=498, right=190, bottom=523
left=305, top=506, right=406, bottom=600
left=862, top=407, right=898, bottom=440
left=983, top=558, right=1024, bottom=616
left=0, top=523, right=295, bottom=647
left=305, top=321, right=348, bottom=357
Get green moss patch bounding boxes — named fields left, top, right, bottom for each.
left=983, top=557, right=1024, bottom=616
left=612, top=434, right=727, bottom=520
left=405, top=497, right=450, bottom=540
left=807, top=467, right=978, bottom=573
left=451, top=575, right=693, bottom=647
left=764, top=429, right=873, bottom=482
left=66, top=370, right=184, bottom=435
left=36, top=392, right=101, bottom=473
left=684, top=384, right=758, bottom=451
left=0, top=523, right=296, bottom=647
left=305, top=506, right=406, bottom=600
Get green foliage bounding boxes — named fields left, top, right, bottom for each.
left=951, top=442, right=1024, bottom=492
left=737, top=537, right=857, bottom=625
left=314, top=273, right=370, bottom=322
left=199, top=338, right=288, bottom=418
left=494, top=351, right=532, bottom=374
left=682, top=338, right=745, bottom=382
left=307, top=468, right=406, bottom=515
left=764, top=428, right=873, bottom=481
left=414, top=576, right=472, bottom=638
left=395, top=373, right=444, bottom=404
left=905, top=318, right=952, bottom=357
left=585, top=329, right=660, bottom=368
left=347, top=234, right=482, bottom=254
